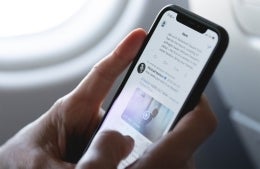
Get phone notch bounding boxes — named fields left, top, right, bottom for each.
left=176, top=13, right=207, bottom=33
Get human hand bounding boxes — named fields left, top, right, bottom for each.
left=0, top=29, right=146, bottom=169
left=0, top=28, right=217, bottom=169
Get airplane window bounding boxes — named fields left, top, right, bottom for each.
left=0, top=0, right=146, bottom=87
left=0, top=0, right=128, bottom=70
left=0, top=0, right=88, bottom=37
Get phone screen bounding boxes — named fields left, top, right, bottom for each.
left=96, top=9, right=218, bottom=168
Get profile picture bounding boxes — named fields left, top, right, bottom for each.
left=137, top=63, right=146, bottom=74
left=121, top=88, right=174, bottom=142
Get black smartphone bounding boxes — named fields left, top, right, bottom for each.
left=86, top=5, right=228, bottom=168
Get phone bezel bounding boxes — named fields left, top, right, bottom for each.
left=83, top=4, right=229, bottom=155
left=103, top=5, right=228, bottom=129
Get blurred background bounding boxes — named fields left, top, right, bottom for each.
left=0, top=0, right=259, bottom=168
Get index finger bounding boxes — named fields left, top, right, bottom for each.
left=72, top=29, right=146, bottom=109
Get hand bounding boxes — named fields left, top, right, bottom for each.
left=0, top=28, right=217, bottom=169
left=0, top=29, right=146, bottom=169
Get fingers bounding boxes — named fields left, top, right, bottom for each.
left=166, top=96, right=217, bottom=156
left=129, top=96, right=217, bottom=169
left=52, top=29, right=146, bottom=143
left=76, top=131, right=134, bottom=169
left=73, top=29, right=146, bottom=108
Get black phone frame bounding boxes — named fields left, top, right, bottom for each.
left=83, top=4, right=229, bottom=156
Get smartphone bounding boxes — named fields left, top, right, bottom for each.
left=86, top=5, right=228, bottom=168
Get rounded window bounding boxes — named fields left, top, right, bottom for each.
left=0, top=0, right=147, bottom=88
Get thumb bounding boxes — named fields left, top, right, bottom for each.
left=76, top=130, right=134, bottom=169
